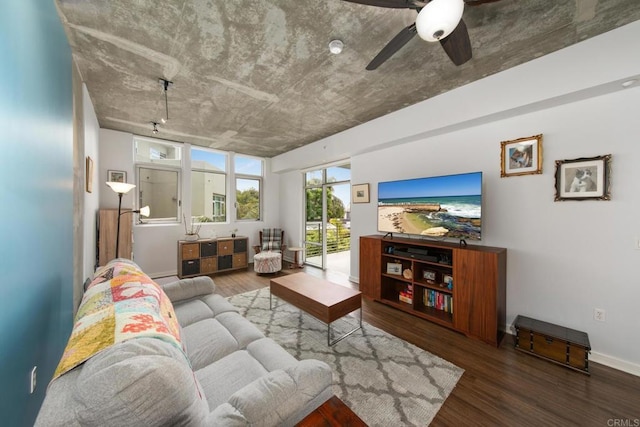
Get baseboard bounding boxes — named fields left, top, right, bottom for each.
left=590, top=351, right=640, bottom=377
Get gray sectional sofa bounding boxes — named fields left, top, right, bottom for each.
left=35, top=260, right=333, bottom=426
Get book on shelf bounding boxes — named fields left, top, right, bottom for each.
left=399, top=284, right=413, bottom=304
left=423, top=289, right=453, bottom=314
left=399, top=294, right=413, bottom=304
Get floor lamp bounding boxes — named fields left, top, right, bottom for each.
left=119, top=205, right=150, bottom=256
left=105, top=182, right=149, bottom=259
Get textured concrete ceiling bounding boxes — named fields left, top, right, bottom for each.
left=56, top=0, right=640, bottom=158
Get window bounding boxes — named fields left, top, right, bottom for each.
left=135, top=138, right=181, bottom=166
left=135, top=138, right=182, bottom=222
left=191, top=148, right=227, bottom=223
left=235, top=155, right=263, bottom=221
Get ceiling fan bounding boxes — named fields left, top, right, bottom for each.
left=344, top=0, right=501, bottom=70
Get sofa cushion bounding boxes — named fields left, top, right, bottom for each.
left=182, top=318, right=239, bottom=370
left=228, top=361, right=333, bottom=425
left=216, top=311, right=265, bottom=348
left=196, top=350, right=269, bottom=409
left=173, top=294, right=238, bottom=327
left=161, top=276, right=216, bottom=302
left=74, top=338, right=208, bottom=427
left=205, top=359, right=334, bottom=427
left=246, top=337, right=298, bottom=372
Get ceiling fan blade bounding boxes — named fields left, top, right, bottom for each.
left=342, top=0, right=418, bottom=8
left=439, top=19, right=472, bottom=66
left=366, top=24, right=417, bottom=70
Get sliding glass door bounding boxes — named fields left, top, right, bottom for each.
left=304, top=164, right=351, bottom=273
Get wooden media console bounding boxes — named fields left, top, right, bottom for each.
left=359, top=235, right=507, bottom=346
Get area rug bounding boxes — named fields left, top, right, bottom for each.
left=228, top=288, right=464, bottom=426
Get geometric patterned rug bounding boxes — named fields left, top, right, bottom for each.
left=228, top=288, right=464, bottom=426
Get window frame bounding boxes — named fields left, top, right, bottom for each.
left=234, top=154, right=264, bottom=222
left=190, top=147, right=228, bottom=224
left=134, top=138, right=183, bottom=224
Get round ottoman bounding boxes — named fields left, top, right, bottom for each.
left=254, top=251, right=282, bottom=274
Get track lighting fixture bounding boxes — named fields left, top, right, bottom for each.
left=152, top=122, right=159, bottom=134
left=159, top=78, right=173, bottom=123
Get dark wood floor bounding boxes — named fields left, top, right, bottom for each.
left=183, top=266, right=640, bottom=426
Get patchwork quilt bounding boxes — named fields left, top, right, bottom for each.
left=53, top=260, right=183, bottom=380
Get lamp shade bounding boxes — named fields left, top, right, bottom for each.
left=106, top=182, right=136, bottom=194
left=139, top=206, right=151, bottom=217
left=416, top=0, right=464, bottom=42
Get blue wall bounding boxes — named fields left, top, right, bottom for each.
left=0, top=1, right=74, bottom=425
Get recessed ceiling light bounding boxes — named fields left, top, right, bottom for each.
left=329, top=40, right=344, bottom=55
left=621, top=79, right=637, bottom=88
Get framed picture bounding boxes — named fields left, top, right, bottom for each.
left=500, top=134, right=543, bottom=177
left=85, top=156, right=94, bottom=193
left=386, top=262, right=402, bottom=275
left=554, top=154, right=611, bottom=201
left=352, top=183, right=370, bottom=203
left=443, top=274, right=453, bottom=290
left=107, top=170, right=127, bottom=183
left=422, top=270, right=436, bottom=284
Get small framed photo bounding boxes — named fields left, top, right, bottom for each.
left=352, top=183, right=370, bottom=204
left=422, top=270, right=436, bottom=284
left=107, top=170, right=127, bottom=183
left=554, top=154, right=611, bottom=201
left=500, top=134, right=543, bottom=177
left=386, top=262, right=402, bottom=275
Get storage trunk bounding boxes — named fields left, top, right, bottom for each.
left=514, top=315, right=591, bottom=374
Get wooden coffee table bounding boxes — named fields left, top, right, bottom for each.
left=270, top=272, right=362, bottom=346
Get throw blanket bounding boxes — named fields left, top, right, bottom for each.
left=53, top=260, right=182, bottom=380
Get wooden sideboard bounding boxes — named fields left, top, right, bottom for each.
left=178, top=236, right=248, bottom=278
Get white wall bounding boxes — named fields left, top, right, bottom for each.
left=274, top=21, right=640, bottom=374
left=278, top=169, right=305, bottom=264
left=82, top=84, right=100, bottom=280
left=98, top=129, right=280, bottom=277
left=353, top=88, right=639, bottom=372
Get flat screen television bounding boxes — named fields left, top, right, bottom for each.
left=377, top=171, right=482, bottom=241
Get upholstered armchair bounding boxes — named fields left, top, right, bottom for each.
left=253, top=228, right=286, bottom=274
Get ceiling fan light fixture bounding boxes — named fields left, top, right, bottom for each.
left=329, top=39, right=344, bottom=54
left=416, top=0, right=465, bottom=42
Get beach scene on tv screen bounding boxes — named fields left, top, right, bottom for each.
left=378, top=172, right=482, bottom=240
